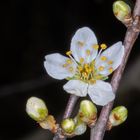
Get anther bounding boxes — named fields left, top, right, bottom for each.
left=99, top=66, right=104, bottom=71
left=87, top=68, right=92, bottom=73
left=100, top=56, right=107, bottom=61
left=90, top=79, right=96, bottom=84
left=86, top=50, right=91, bottom=56
left=100, top=44, right=107, bottom=50
left=108, top=60, right=113, bottom=65
left=77, top=41, right=84, bottom=47
left=82, top=72, right=88, bottom=78
left=69, top=67, right=74, bottom=72
left=84, top=64, right=89, bottom=69
left=66, top=51, right=78, bottom=66
left=78, top=66, right=83, bottom=72
left=95, top=75, right=102, bottom=80
left=92, top=44, right=99, bottom=50
left=80, top=58, right=84, bottom=63
left=66, top=59, right=72, bottom=64
left=109, top=67, right=113, bottom=73
left=66, top=51, right=72, bottom=56
left=62, top=64, right=68, bottom=67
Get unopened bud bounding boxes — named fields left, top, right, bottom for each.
left=26, top=97, right=48, bottom=122
left=79, top=100, right=97, bottom=126
left=113, top=1, right=131, bottom=23
left=61, top=118, right=75, bottom=134
left=74, top=116, right=87, bottom=135
left=109, top=106, right=128, bottom=127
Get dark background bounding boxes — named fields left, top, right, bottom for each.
left=1, top=0, right=140, bottom=140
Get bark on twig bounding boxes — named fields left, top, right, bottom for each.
left=90, top=0, right=140, bottom=140
left=63, top=95, right=79, bottom=119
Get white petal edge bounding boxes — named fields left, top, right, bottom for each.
left=44, top=53, right=76, bottom=80
left=95, top=41, right=124, bottom=76
left=71, top=27, right=98, bottom=63
left=63, top=80, right=88, bottom=97
left=88, top=80, right=115, bottom=106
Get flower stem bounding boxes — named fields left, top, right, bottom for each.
left=90, top=0, right=140, bottom=140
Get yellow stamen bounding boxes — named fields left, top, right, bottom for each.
left=108, top=60, right=113, bottom=65
left=90, top=79, right=96, bottom=84
left=82, top=72, right=88, bottom=78
left=62, top=64, right=68, bottom=67
left=85, top=67, right=89, bottom=73
left=88, top=68, right=92, bottom=73
left=91, top=61, right=95, bottom=66
left=109, top=67, right=113, bottom=73
left=95, top=75, right=102, bottom=80
left=84, top=64, right=92, bottom=73
left=100, top=56, right=107, bottom=61
left=86, top=49, right=91, bottom=56
left=66, top=59, right=72, bottom=64
left=69, top=67, right=74, bottom=72
left=77, top=41, right=84, bottom=47
left=84, top=64, right=89, bottom=72
left=78, top=66, right=83, bottom=72
left=99, top=66, right=104, bottom=71
left=80, top=58, right=84, bottom=63
left=66, top=51, right=72, bottom=56
left=84, top=64, right=89, bottom=69
left=100, top=44, right=107, bottom=50
left=92, top=44, right=99, bottom=50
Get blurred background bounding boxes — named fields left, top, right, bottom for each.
left=1, top=0, right=140, bottom=140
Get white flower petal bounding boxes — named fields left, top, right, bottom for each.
left=63, top=80, right=88, bottom=97
left=88, top=80, right=115, bottom=106
left=44, top=53, right=76, bottom=80
left=95, top=41, right=124, bottom=76
left=71, top=27, right=98, bottom=63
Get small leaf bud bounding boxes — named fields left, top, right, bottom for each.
left=26, top=97, right=48, bottom=122
left=113, top=1, right=131, bottom=23
left=78, top=100, right=97, bottom=126
left=61, top=118, right=75, bottom=134
left=74, top=116, right=87, bottom=135
left=109, top=106, right=128, bottom=127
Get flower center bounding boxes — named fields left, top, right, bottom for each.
left=64, top=44, right=110, bottom=84
left=76, top=61, right=106, bottom=84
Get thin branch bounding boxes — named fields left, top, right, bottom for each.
left=63, top=95, right=79, bottom=119
left=90, top=0, right=140, bottom=140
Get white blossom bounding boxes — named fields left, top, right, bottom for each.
left=44, top=27, right=124, bottom=106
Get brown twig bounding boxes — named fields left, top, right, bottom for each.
left=63, top=95, right=79, bottom=119
left=90, top=0, right=140, bottom=140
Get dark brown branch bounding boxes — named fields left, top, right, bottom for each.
left=90, top=0, right=140, bottom=140
left=63, top=95, right=79, bottom=119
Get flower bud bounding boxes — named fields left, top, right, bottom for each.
left=61, top=118, right=75, bottom=134
left=113, top=1, right=131, bottom=23
left=74, top=116, right=87, bottom=135
left=78, top=100, right=97, bottom=125
left=109, top=106, right=128, bottom=127
left=26, top=97, right=48, bottom=122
